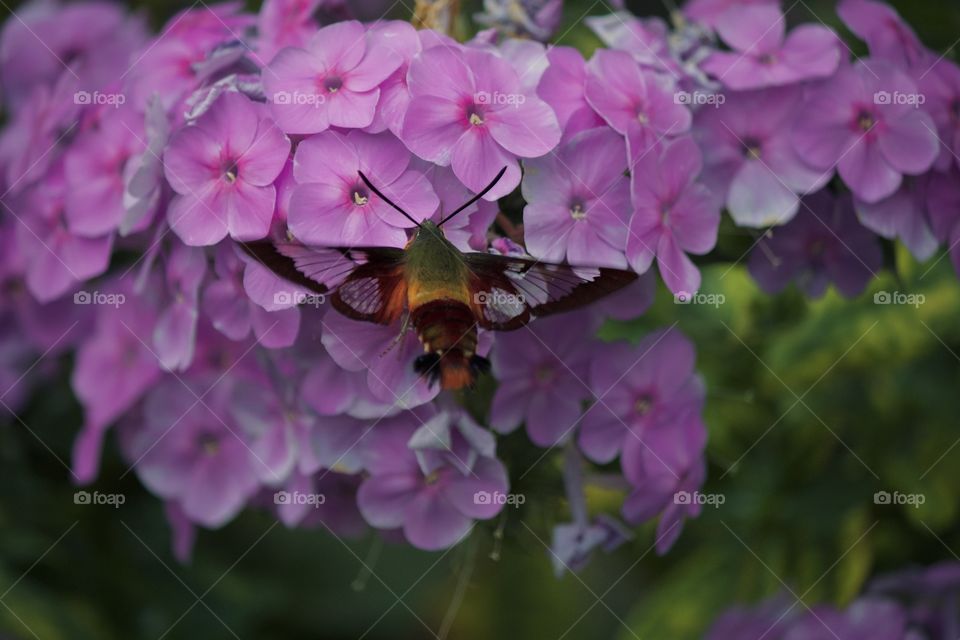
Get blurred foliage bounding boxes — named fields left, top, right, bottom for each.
left=3, top=0, right=960, bottom=639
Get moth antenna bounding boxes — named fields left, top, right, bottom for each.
left=358, top=171, right=422, bottom=228
left=438, top=166, right=508, bottom=227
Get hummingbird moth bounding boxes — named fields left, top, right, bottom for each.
left=242, top=167, right=637, bottom=390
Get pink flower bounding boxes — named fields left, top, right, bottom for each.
left=584, top=49, right=691, bottom=156
left=626, top=136, right=719, bottom=295
left=536, top=46, right=605, bottom=136
left=793, top=60, right=939, bottom=204
left=163, top=91, right=291, bottom=246
left=702, top=5, right=841, bottom=90
left=401, top=45, right=561, bottom=200
left=263, top=20, right=414, bottom=134
left=288, top=129, right=439, bottom=247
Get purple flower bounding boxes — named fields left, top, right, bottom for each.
left=153, top=244, right=207, bottom=372
left=683, top=0, right=778, bottom=29
left=550, top=515, right=632, bottom=576
left=749, top=190, right=883, bottom=299
left=71, top=283, right=162, bottom=483
left=357, top=413, right=509, bottom=550
left=64, top=106, right=148, bottom=238
left=855, top=177, right=938, bottom=261
left=626, top=135, right=720, bottom=295
left=620, top=411, right=707, bottom=553
left=203, top=244, right=301, bottom=349
left=536, top=46, right=605, bottom=136
left=585, top=14, right=672, bottom=74
left=929, top=168, right=960, bottom=277
left=321, top=311, right=441, bottom=409
left=256, top=0, right=323, bottom=66
left=705, top=596, right=797, bottom=640
left=489, top=314, right=593, bottom=447
left=402, top=44, right=561, bottom=200
left=837, top=0, right=933, bottom=71
left=288, top=129, right=438, bottom=247
left=694, top=86, right=831, bottom=227
left=0, top=0, right=146, bottom=111
left=263, top=20, right=412, bottom=134
left=584, top=49, right=692, bottom=155
left=578, top=327, right=704, bottom=464
left=163, top=91, right=291, bottom=246
left=919, top=58, right=960, bottom=172
left=11, top=168, right=112, bottom=303
left=793, top=60, right=939, bottom=204
left=362, top=21, right=422, bottom=136
left=783, top=598, right=907, bottom=640
left=123, top=379, right=262, bottom=528
left=522, top=126, right=631, bottom=268
left=0, top=76, right=78, bottom=194
left=702, top=5, right=841, bottom=90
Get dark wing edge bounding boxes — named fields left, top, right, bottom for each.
left=463, top=252, right=637, bottom=330
left=239, top=240, right=408, bottom=324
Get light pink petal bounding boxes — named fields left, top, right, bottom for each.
left=715, top=5, right=785, bottom=53
left=657, top=233, right=701, bottom=294
left=451, top=128, right=521, bottom=200
left=878, top=110, right=939, bottom=175
left=357, top=472, right=420, bottom=528
left=168, top=192, right=229, bottom=246
left=838, top=140, right=902, bottom=204
left=401, top=96, right=466, bottom=165
left=325, top=88, right=380, bottom=129
left=727, top=161, right=801, bottom=227
left=293, top=130, right=358, bottom=185
left=251, top=305, right=300, bottom=348
left=163, top=126, right=219, bottom=194
left=407, top=46, right=475, bottom=100
left=403, top=491, right=473, bottom=550
left=306, top=20, right=367, bottom=72
left=225, top=182, right=276, bottom=241
left=239, top=118, right=290, bottom=186
left=486, top=96, right=561, bottom=158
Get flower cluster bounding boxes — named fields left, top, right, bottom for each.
left=0, top=0, right=958, bottom=570
left=706, top=561, right=960, bottom=640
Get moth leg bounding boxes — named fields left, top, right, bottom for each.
left=380, top=312, right=411, bottom=358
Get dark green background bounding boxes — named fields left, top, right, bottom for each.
left=2, top=1, right=960, bottom=638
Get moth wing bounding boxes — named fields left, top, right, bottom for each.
left=463, top=253, right=637, bottom=331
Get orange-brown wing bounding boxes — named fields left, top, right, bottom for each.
left=463, top=253, right=637, bottom=331
left=240, top=240, right=407, bottom=325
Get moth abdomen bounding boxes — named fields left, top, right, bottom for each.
left=410, top=299, right=481, bottom=390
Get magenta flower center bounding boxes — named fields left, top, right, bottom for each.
left=741, top=136, right=763, bottom=160
left=351, top=186, right=370, bottom=206
left=199, top=434, right=220, bottom=456
left=535, top=365, right=556, bottom=384
left=634, top=394, right=653, bottom=415
left=855, top=108, right=877, bottom=133
left=569, top=198, right=587, bottom=220
left=222, top=159, right=239, bottom=184
left=323, top=76, right=343, bottom=93
left=759, top=53, right=778, bottom=66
